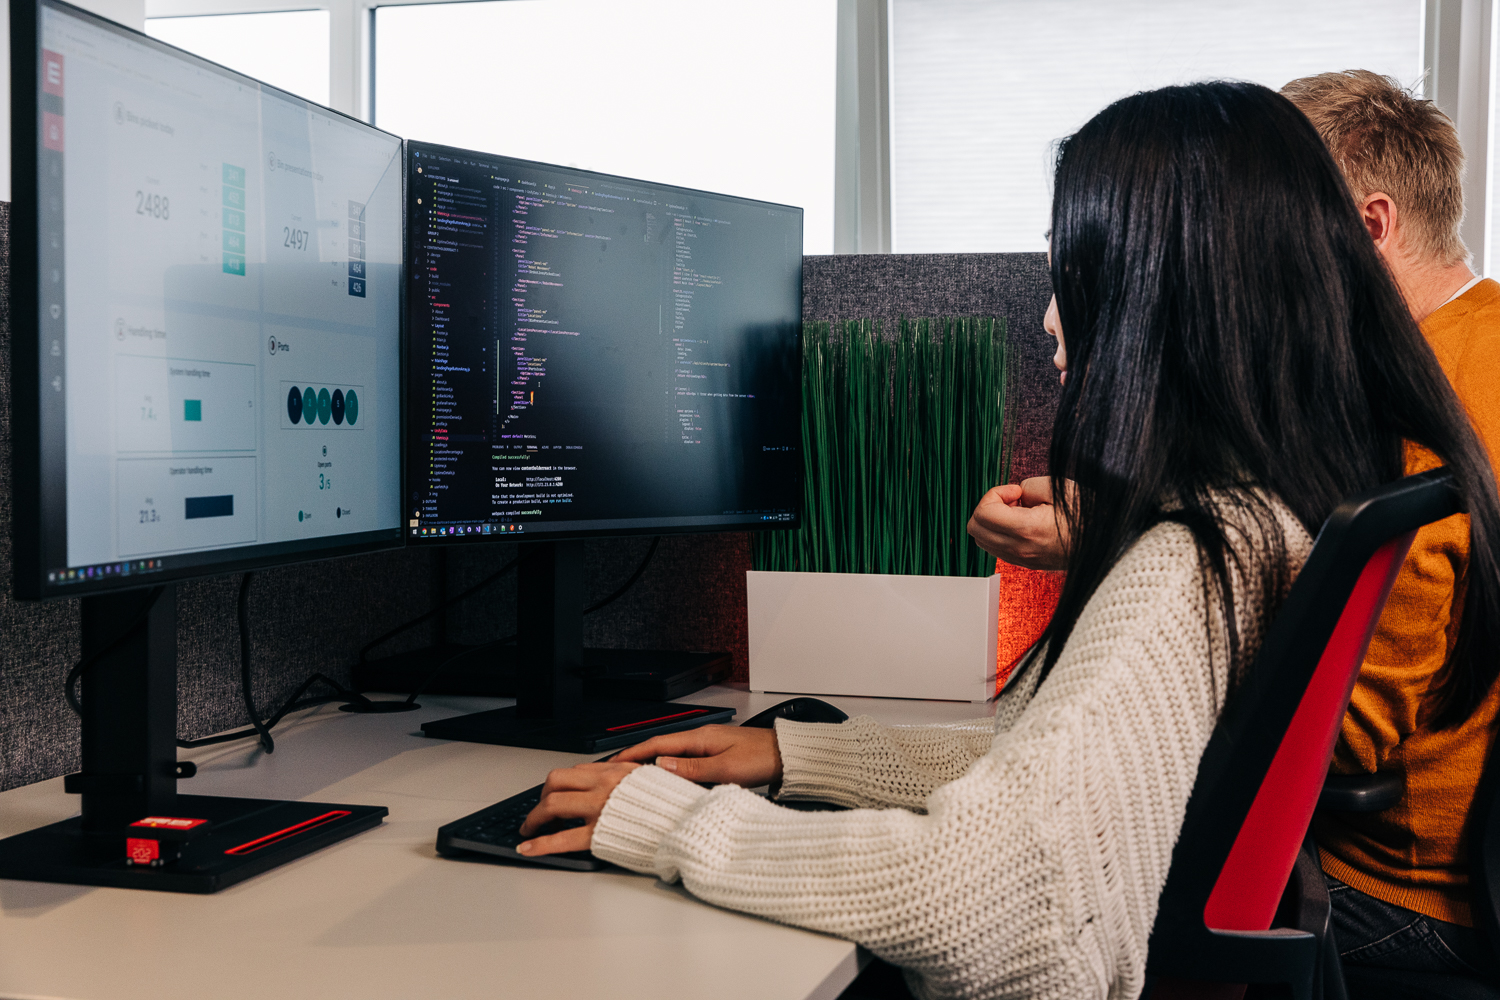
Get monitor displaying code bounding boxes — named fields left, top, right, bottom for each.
left=34, top=1, right=402, bottom=588
left=405, top=142, right=802, bottom=542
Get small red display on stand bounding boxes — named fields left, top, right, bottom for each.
left=124, top=817, right=210, bottom=867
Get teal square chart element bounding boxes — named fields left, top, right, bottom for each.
left=223, top=186, right=245, bottom=210
left=183, top=399, right=202, bottom=421
left=222, top=253, right=245, bottom=276
left=222, top=163, right=245, bottom=187
left=223, top=230, right=246, bottom=254
left=223, top=207, right=245, bottom=231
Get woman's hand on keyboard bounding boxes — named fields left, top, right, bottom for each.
left=610, top=724, right=782, bottom=787
left=516, top=761, right=641, bottom=857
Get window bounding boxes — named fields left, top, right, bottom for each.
left=374, top=0, right=838, bottom=254
left=145, top=9, right=331, bottom=106
left=1489, top=62, right=1500, bottom=274
left=890, top=0, right=1424, bottom=253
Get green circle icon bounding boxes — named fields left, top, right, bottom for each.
left=302, top=387, right=316, bottom=423
left=345, top=390, right=359, bottom=425
left=317, top=388, right=332, bottom=425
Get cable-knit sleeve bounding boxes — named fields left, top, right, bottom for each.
left=590, top=506, right=1311, bottom=1000
left=774, top=715, right=998, bottom=810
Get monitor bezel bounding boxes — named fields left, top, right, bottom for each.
left=11, top=0, right=408, bottom=601
left=400, top=139, right=804, bottom=549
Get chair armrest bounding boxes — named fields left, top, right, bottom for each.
left=1319, top=772, right=1403, bottom=812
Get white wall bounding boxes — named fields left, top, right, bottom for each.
left=0, top=0, right=146, bottom=200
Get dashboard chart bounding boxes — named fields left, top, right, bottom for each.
left=37, top=3, right=402, bottom=583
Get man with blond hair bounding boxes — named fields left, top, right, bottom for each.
left=1279, top=70, right=1497, bottom=976
left=967, top=71, right=1498, bottom=976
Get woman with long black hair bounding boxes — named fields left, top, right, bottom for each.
left=515, top=82, right=1500, bottom=999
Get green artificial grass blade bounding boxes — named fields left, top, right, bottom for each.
left=753, top=316, right=1014, bottom=577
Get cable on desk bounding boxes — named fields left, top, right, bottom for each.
left=235, top=573, right=276, bottom=752
left=63, top=586, right=166, bottom=716
left=176, top=573, right=375, bottom=752
left=175, top=673, right=363, bottom=749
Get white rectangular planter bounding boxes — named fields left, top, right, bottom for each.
left=747, top=570, right=1000, bottom=703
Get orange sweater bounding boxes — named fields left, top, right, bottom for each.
left=1316, top=278, right=1500, bottom=927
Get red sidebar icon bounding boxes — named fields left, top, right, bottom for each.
left=41, top=50, right=64, bottom=153
left=41, top=50, right=63, bottom=96
left=42, top=113, right=63, bottom=152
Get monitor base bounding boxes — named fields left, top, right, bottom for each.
left=0, top=794, right=387, bottom=894
left=420, top=700, right=735, bottom=753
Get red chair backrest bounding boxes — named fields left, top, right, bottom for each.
left=1147, top=469, right=1464, bottom=996
left=1202, top=532, right=1414, bottom=930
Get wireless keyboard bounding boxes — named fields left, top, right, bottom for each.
left=436, top=782, right=605, bottom=871
left=435, top=697, right=851, bottom=871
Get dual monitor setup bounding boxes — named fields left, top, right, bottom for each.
left=1, top=0, right=802, bottom=891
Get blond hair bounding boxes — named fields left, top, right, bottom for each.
left=1281, top=70, right=1467, bottom=266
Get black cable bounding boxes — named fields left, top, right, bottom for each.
left=401, top=536, right=662, bottom=705
left=236, top=573, right=276, bottom=754
left=177, top=575, right=379, bottom=752
left=63, top=582, right=356, bottom=752
left=64, top=586, right=166, bottom=716
left=176, top=673, right=364, bottom=748
left=358, top=553, right=522, bottom=664
left=179, top=573, right=376, bottom=750
left=584, top=536, right=661, bottom=615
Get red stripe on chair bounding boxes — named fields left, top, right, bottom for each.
left=1202, top=532, right=1415, bottom=931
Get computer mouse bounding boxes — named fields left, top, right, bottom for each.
left=739, top=697, right=849, bottom=729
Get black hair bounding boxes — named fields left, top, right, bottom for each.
left=1032, top=81, right=1500, bottom=728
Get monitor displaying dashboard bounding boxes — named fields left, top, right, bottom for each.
left=11, top=0, right=405, bottom=599
left=404, top=142, right=803, bottom=543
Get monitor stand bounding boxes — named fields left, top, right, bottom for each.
left=0, top=585, right=386, bottom=894
left=419, top=540, right=735, bottom=752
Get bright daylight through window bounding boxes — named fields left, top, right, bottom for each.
left=890, top=0, right=1423, bottom=253
left=375, top=0, right=837, bottom=255
left=146, top=9, right=332, bottom=107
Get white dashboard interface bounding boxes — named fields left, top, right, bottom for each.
left=39, top=3, right=402, bottom=583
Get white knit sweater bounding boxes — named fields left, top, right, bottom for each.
left=590, top=502, right=1312, bottom=1000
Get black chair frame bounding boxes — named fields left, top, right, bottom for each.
left=1145, top=469, right=1464, bottom=1000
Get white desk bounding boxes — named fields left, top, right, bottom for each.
left=0, top=685, right=993, bottom=1000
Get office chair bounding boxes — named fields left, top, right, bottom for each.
left=1143, top=468, right=1464, bottom=1000
left=1313, top=732, right=1500, bottom=999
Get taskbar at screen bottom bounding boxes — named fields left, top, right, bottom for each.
left=410, top=511, right=798, bottom=542
left=39, top=527, right=403, bottom=600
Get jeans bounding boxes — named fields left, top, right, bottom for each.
left=1327, top=875, right=1489, bottom=976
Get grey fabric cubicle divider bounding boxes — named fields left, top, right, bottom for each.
left=0, top=220, right=1057, bottom=792
left=801, top=252, right=1059, bottom=480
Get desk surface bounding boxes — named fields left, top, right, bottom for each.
left=0, top=685, right=992, bottom=1000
